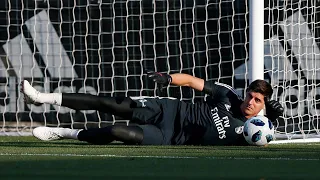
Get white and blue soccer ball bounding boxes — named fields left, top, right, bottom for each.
left=243, top=115, right=274, bottom=146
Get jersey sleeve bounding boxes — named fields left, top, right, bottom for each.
left=202, top=81, right=216, bottom=96
left=202, top=81, right=242, bottom=100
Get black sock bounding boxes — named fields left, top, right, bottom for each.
left=77, top=127, right=115, bottom=145
left=61, top=94, right=136, bottom=119
left=77, top=125, right=144, bottom=145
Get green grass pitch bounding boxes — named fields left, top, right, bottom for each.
left=1, top=136, right=320, bottom=180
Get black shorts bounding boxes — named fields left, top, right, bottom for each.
left=130, top=97, right=181, bottom=145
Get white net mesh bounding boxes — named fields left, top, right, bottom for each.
left=264, top=0, right=320, bottom=139
left=0, top=0, right=319, bottom=140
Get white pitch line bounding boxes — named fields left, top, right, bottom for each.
left=0, top=153, right=196, bottom=159
left=0, top=153, right=319, bottom=161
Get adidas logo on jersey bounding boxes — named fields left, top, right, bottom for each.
left=224, top=104, right=231, bottom=111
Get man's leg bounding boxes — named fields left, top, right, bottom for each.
left=33, top=124, right=164, bottom=145
left=32, top=125, right=143, bottom=144
left=77, top=125, right=144, bottom=145
left=78, top=124, right=164, bottom=145
left=61, top=94, right=136, bottom=119
left=21, top=80, right=136, bottom=119
left=33, top=124, right=163, bottom=145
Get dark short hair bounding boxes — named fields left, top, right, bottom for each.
left=247, top=79, right=273, bottom=100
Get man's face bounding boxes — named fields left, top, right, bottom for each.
left=240, top=91, right=265, bottom=119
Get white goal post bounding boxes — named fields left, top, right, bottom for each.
left=0, top=0, right=320, bottom=143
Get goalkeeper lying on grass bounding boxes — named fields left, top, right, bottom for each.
left=21, top=70, right=283, bottom=146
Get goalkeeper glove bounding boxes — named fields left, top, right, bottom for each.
left=265, top=100, right=284, bottom=122
left=146, top=69, right=172, bottom=92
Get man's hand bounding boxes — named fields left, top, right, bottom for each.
left=265, top=100, right=284, bottom=122
left=146, top=70, right=172, bottom=91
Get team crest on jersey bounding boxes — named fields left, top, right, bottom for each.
left=138, top=99, right=147, bottom=107
left=224, top=104, right=231, bottom=111
left=235, top=126, right=244, bottom=134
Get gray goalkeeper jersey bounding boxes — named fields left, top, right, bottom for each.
left=179, top=81, right=248, bottom=146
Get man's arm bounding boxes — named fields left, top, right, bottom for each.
left=170, top=73, right=204, bottom=91
left=146, top=70, right=204, bottom=92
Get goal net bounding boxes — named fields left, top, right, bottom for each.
left=0, top=0, right=320, bottom=141
left=265, top=0, right=320, bottom=141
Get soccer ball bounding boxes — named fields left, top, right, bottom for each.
left=243, top=115, right=274, bottom=146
